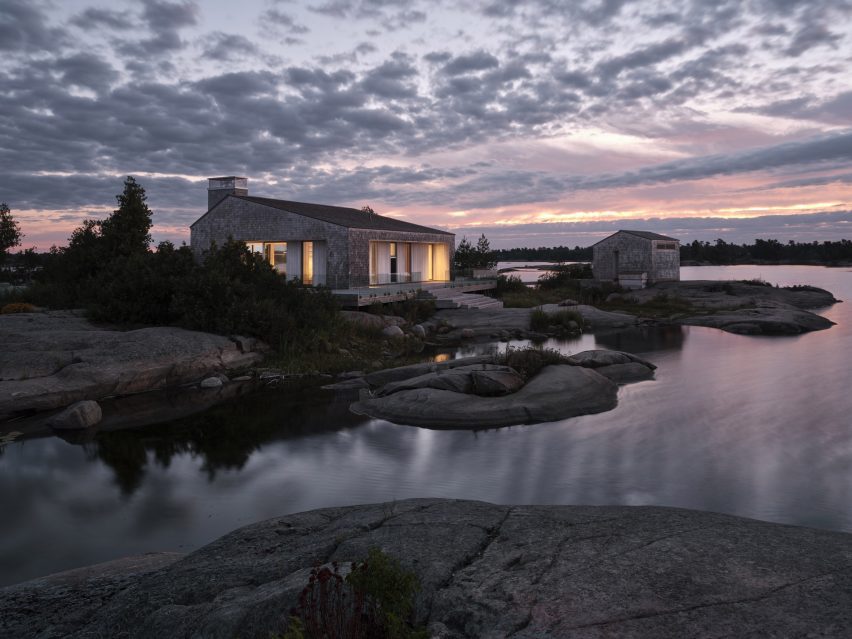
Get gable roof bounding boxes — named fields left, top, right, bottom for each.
left=229, top=195, right=454, bottom=236
left=593, top=230, right=679, bottom=246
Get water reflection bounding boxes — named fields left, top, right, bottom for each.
left=83, top=390, right=361, bottom=496
left=595, top=325, right=687, bottom=353
left=2, top=265, right=852, bottom=587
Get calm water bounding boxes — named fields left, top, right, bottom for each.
left=2, top=265, right=851, bottom=587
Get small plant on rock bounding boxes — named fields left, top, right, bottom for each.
left=283, top=547, right=427, bottom=639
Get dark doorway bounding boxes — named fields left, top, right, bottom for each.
left=389, top=242, right=398, bottom=283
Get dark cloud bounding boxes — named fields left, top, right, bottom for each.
left=116, top=0, right=199, bottom=58
left=260, top=8, right=310, bottom=34
left=53, top=53, right=120, bottom=92
left=595, top=38, right=690, bottom=79
left=442, top=51, right=500, bottom=75
left=308, top=0, right=424, bottom=31
left=360, top=56, right=419, bottom=98
left=784, top=23, right=842, bottom=56
left=470, top=210, right=852, bottom=248
left=0, top=0, right=68, bottom=52
left=69, top=7, right=134, bottom=31
left=572, top=130, right=852, bottom=192
left=742, top=91, right=852, bottom=126
left=202, top=32, right=262, bottom=62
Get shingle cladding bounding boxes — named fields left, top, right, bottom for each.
left=190, top=195, right=454, bottom=289
left=592, top=230, right=680, bottom=284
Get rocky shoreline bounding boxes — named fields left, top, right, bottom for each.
left=1, top=279, right=838, bottom=428
left=0, top=310, right=268, bottom=422
left=4, top=498, right=852, bottom=638
left=346, top=351, right=656, bottom=429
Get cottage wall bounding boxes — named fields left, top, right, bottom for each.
left=347, top=229, right=454, bottom=288
left=190, top=197, right=351, bottom=288
left=593, top=232, right=680, bottom=284
left=650, top=240, right=680, bottom=281
left=593, top=233, right=652, bottom=281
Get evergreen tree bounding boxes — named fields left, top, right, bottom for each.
left=453, top=236, right=475, bottom=272
left=100, top=176, right=153, bottom=256
left=0, top=202, right=23, bottom=265
left=475, top=233, right=497, bottom=269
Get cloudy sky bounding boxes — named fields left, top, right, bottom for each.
left=2, top=0, right=852, bottom=248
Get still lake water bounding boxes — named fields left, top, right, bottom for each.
left=2, top=265, right=851, bottom=586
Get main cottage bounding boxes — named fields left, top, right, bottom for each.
left=592, top=230, right=680, bottom=288
left=190, top=177, right=454, bottom=289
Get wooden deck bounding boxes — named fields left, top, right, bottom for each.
left=331, top=280, right=497, bottom=307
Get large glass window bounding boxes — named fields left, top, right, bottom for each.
left=266, top=242, right=287, bottom=274
left=302, top=241, right=314, bottom=285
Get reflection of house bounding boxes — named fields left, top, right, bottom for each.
left=592, top=230, right=680, bottom=288
left=190, top=177, right=454, bottom=289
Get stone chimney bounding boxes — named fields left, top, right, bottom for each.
left=207, top=176, right=248, bottom=210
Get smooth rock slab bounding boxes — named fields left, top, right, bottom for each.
left=0, top=311, right=267, bottom=418
left=4, top=499, right=852, bottom=639
left=353, top=364, right=618, bottom=428
left=567, top=349, right=656, bottom=370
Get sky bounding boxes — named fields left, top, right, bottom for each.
left=2, top=0, right=852, bottom=249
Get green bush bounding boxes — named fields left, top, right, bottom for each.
left=529, top=308, right=584, bottom=333
left=496, top=345, right=569, bottom=380
left=495, top=274, right=527, bottom=295
left=284, top=547, right=427, bottom=639
left=537, top=263, right=592, bottom=290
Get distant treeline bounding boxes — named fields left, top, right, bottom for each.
left=493, top=239, right=852, bottom=265
left=492, top=246, right=593, bottom=262
left=680, top=238, right=852, bottom=264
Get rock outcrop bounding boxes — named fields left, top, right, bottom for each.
left=622, top=280, right=838, bottom=335
left=352, top=364, right=620, bottom=428
left=0, top=311, right=267, bottom=419
left=4, top=499, right=852, bottom=638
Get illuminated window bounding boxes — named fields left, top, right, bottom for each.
left=302, top=241, right=314, bottom=285
left=267, top=242, right=287, bottom=274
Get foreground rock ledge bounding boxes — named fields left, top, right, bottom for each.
left=4, top=499, right=852, bottom=638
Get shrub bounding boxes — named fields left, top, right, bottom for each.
left=529, top=308, right=584, bottom=333
left=284, top=547, right=426, bottom=639
left=496, top=345, right=569, bottom=380
left=495, top=274, right=528, bottom=296
left=738, top=278, right=772, bottom=287
left=537, top=263, right=592, bottom=290
left=1, top=302, right=36, bottom=314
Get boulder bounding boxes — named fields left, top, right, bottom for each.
left=47, top=400, right=102, bottom=430
left=375, top=369, right=474, bottom=397
left=558, top=298, right=578, bottom=306
left=363, top=356, right=493, bottom=388
left=470, top=368, right=525, bottom=396
left=353, top=365, right=618, bottom=428
left=374, top=364, right=523, bottom=398
left=411, top=324, right=427, bottom=339
left=321, top=377, right=371, bottom=391
left=381, top=325, right=405, bottom=339
left=594, top=362, right=655, bottom=383
left=567, top=349, right=656, bottom=370
left=199, top=377, right=223, bottom=389
left=460, top=328, right=475, bottom=339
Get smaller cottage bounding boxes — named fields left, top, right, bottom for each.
left=592, top=230, right=680, bottom=289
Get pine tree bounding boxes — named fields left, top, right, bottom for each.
left=475, top=233, right=497, bottom=269
left=100, top=176, right=153, bottom=256
left=0, top=202, right=23, bottom=265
